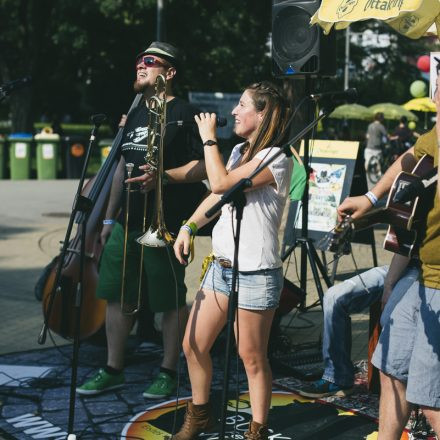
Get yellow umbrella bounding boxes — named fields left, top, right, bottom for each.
left=369, top=103, right=418, bottom=121
left=311, top=0, right=440, bottom=39
left=402, top=97, right=436, bottom=112
left=329, top=103, right=374, bottom=120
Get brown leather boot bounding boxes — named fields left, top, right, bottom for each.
left=171, top=401, right=215, bottom=440
left=244, top=420, right=269, bottom=440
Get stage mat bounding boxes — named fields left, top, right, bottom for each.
left=0, top=340, right=431, bottom=439
left=274, top=364, right=437, bottom=440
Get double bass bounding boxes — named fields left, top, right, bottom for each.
left=39, top=95, right=142, bottom=342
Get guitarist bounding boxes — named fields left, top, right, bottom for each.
left=298, top=254, right=418, bottom=399
left=337, top=81, right=440, bottom=439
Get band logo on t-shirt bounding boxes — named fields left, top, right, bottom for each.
left=121, top=126, right=150, bottom=153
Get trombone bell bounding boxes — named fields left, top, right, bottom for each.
left=136, top=227, right=174, bottom=247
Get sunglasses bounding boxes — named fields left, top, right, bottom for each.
left=136, top=55, right=169, bottom=69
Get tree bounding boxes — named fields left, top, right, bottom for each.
left=0, top=0, right=272, bottom=132
left=1, top=1, right=434, bottom=133
left=0, top=0, right=56, bottom=132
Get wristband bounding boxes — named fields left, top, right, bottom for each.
left=181, top=221, right=198, bottom=236
left=364, top=191, right=378, bottom=206
left=103, top=219, right=116, bottom=225
left=180, top=225, right=192, bottom=235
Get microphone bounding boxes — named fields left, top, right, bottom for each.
left=168, top=116, right=227, bottom=127
left=90, top=113, right=107, bottom=127
left=310, top=88, right=357, bottom=104
left=394, top=167, right=438, bottom=203
left=0, top=76, right=32, bottom=92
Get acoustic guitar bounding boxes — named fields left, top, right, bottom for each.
left=323, top=154, right=435, bottom=258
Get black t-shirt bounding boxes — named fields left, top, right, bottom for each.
left=117, top=97, right=206, bottom=233
left=393, top=125, right=413, bottom=145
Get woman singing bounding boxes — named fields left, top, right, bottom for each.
left=172, top=81, right=293, bottom=440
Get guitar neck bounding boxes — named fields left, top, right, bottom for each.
left=352, top=208, right=390, bottom=230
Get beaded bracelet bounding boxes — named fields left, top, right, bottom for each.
left=364, top=191, right=378, bottom=206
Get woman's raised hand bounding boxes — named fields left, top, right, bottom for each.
left=194, top=112, right=217, bottom=143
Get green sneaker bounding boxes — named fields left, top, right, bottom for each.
left=143, top=372, right=177, bottom=399
left=76, top=368, right=124, bottom=396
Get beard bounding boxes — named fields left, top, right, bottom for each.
left=133, top=79, right=149, bottom=94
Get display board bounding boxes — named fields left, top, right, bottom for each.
left=293, top=139, right=359, bottom=244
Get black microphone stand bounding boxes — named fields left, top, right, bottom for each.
left=207, top=105, right=334, bottom=439
left=37, top=114, right=106, bottom=439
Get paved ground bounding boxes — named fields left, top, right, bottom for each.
left=0, top=179, right=393, bottom=361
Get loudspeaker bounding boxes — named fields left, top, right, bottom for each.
left=272, top=0, right=336, bottom=77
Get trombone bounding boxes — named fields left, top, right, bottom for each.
left=137, top=74, right=174, bottom=247
left=120, top=162, right=142, bottom=315
left=120, top=74, right=173, bottom=315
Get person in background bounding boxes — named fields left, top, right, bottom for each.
left=389, top=116, right=416, bottom=153
left=364, top=112, right=388, bottom=170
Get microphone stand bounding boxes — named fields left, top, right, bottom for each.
left=35, top=94, right=141, bottom=440
left=208, top=105, right=334, bottom=439
left=37, top=114, right=106, bottom=440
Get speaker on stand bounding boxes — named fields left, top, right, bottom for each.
left=272, top=0, right=336, bottom=77
left=272, top=0, right=337, bottom=311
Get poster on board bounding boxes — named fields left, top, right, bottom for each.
left=286, top=139, right=360, bottom=247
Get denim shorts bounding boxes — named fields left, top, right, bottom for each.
left=372, top=278, right=440, bottom=408
left=200, top=260, right=283, bottom=311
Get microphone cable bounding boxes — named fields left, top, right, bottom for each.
left=165, top=242, right=185, bottom=437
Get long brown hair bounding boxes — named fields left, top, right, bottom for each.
left=240, top=81, right=291, bottom=162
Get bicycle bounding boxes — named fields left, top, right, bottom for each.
left=366, top=141, right=402, bottom=184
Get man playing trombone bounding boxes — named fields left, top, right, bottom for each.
left=77, top=41, right=207, bottom=399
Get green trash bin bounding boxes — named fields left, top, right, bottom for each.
left=34, top=129, right=60, bottom=179
left=9, top=133, right=33, bottom=180
left=99, top=138, right=114, bottom=164
left=0, top=135, right=5, bottom=179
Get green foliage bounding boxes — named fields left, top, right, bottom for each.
left=0, top=0, right=435, bottom=134
left=332, top=21, right=434, bottom=106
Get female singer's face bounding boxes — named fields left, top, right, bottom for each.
left=232, top=90, right=263, bottom=140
